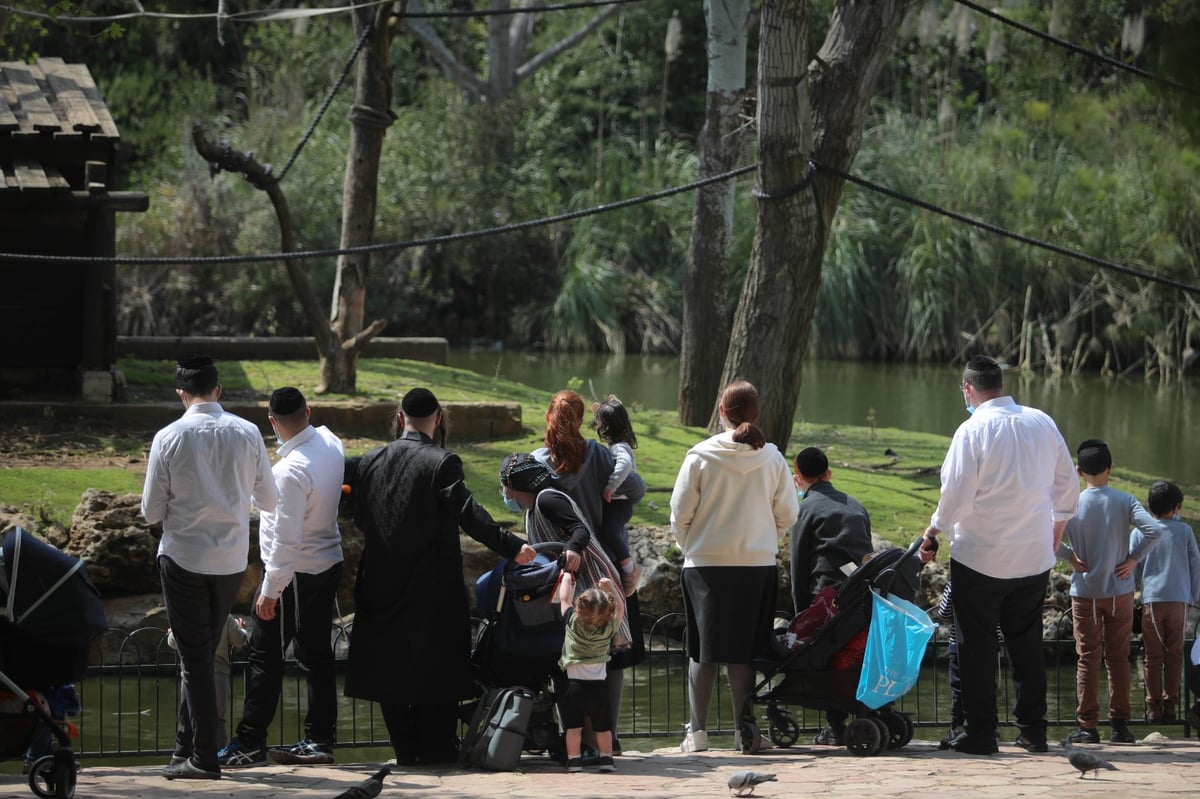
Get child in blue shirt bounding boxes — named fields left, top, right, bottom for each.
left=1057, top=439, right=1162, bottom=744
left=1135, top=480, right=1200, bottom=723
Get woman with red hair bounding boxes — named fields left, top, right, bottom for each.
left=531, top=389, right=646, bottom=756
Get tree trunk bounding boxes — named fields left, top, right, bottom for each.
left=718, top=0, right=919, bottom=447
left=678, top=0, right=751, bottom=427
left=191, top=128, right=330, bottom=355
left=321, top=5, right=398, bottom=394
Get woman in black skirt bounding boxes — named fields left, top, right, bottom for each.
left=668, top=381, right=799, bottom=752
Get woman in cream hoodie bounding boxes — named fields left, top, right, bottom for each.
left=670, top=381, right=799, bottom=753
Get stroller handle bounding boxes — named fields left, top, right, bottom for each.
left=502, top=540, right=565, bottom=576
left=875, top=536, right=929, bottom=598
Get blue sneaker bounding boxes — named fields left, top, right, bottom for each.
left=267, top=737, right=334, bottom=766
left=216, top=738, right=267, bottom=768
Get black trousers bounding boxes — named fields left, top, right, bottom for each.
left=951, top=559, right=1048, bottom=743
left=379, top=702, right=458, bottom=765
left=159, top=555, right=243, bottom=769
left=235, top=561, right=343, bottom=747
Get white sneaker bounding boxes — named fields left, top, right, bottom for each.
left=680, top=725, right=709, bottom=753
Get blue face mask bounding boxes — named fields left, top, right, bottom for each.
left=796, top=488, right=805, bottom=501
left=965, top=403, right=975, bottom=415
left=502, top=494, right=524, bottom=513
left=1175, top=513, right=1182, bottom=521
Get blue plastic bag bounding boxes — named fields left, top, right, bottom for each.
left=855, top=588, right=936, bottom=709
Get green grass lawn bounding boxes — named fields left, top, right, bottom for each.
left=2, top=357, right=1188, bottom=547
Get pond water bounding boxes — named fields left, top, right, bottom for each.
left=449, top=351, right=1197, bottom=482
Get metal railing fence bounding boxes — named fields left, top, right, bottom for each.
left=64, top=608, right=1197, bottom=759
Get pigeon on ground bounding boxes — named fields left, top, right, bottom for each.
left=727, top=769, right=778, bottom=796
left=1062, top=742, right=1118, bottom=779
left=332, top=766, right=391, bottom=799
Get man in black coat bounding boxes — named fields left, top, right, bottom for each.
left=789, top=446, right=873, bottom=746
left=344, top=387, right=536, bottom=766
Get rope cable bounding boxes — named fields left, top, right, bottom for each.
left=953, top=0, right=1194, bottom=95
left=814, top=160, right=1200, bottom=295
left=0, top=164, right=757, bottom=266
left=274, top=19, right=374, bottom=184
left=0, top=0, right=643, bottom=25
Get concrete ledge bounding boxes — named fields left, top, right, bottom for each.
left=1, top=400, right=522, bottom=439
left=117, top=336, right=449, bottom=364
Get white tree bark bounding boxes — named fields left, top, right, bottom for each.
left=678, top=0, right=752, bottom=426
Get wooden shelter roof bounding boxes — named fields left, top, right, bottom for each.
left=0, top=57, right=122, bottom=195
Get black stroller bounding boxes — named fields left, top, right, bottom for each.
left=739, top=536, right=928, bottom=757
left=0, top=527, right=107, bottom=798
left=468, top=541, right=566, bottom=762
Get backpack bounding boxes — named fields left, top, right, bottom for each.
left=459, top=686, right=534, bottom=771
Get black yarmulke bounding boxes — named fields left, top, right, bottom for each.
left=401, top=387, right=440, bottom=418
left=794, top=446, right=829, bottom=478
left=177, top=354, right=214, bottom=370
left=269, top=387, right=306, bottom=416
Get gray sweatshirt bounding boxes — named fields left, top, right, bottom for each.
left=1057, top=485, right=1163, bottom=598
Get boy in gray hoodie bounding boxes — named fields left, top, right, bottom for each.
left=1135, top=480, right=1200, bottom=723
left=1057, top=439, right=1163, bottom=744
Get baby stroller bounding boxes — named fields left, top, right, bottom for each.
left=0, top=527, right=107, bottom=798
left=739, top=536, right=928, bottom=757
left=467, top=541, right=566, bottom=763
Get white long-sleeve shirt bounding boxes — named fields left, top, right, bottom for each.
left=930, top=396, right=1079, bottom=579
left=142, top=402, right=278, bottom=575
left=257, top=425, right=346, bottom=599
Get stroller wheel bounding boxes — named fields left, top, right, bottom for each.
left=844, top=718, right=882, bottom=757
left=768, top=714, right=800, bottom=748
left=738, top=722, right=763, bottom=754
left=880, top=709, right=914, bottom=749
left=868, top=717, right=890, bottom=755
left=28, top=753, right=76, bottom=799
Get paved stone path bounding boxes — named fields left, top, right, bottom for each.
left=7, top=736, right=1198, bottom=799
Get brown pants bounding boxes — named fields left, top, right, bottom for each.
left=1072, top=593, right=1134, bottom=727
left=1142, top=601, right=1188, bottom=720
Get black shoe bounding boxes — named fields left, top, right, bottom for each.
left=267, top=737, right=334, bottom=765
left=1013, top=735, right=1048, bottom=753
left=595, top=756, right=615, bottom=773
left=938, top=726, right=966, bottom=751
left=1186, top=705, right=1200, bottom=727
left=950, top=734, right=999, bottom=755
left=1066, top=726, right=1101, bottom=745
left=813, top=724, right=845, bottom=746
left=566, top=757, right=583, bottom=773
left=1110, top=719, right=1135, bottom=744
left=162, top=757, right=221, bottom=780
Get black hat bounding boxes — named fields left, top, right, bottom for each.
left=500, top=453, right=553, bottom=493
left=269, top=387, right=306, bottom=416
left=794, top=446, right=829, bottom=479
left=401, top=387, right=440, bottom=418
left=177, top=354, right=214, bottom=370
left=175, top=354, right=218, bottom=394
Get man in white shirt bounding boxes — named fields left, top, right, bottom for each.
left=218, top=387, right=346, bottom=769
left=920, top=355, right=1078, bottom=756
left=142, top=355, right=278, bottom=780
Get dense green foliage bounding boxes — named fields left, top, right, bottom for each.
left=6, top=1, right=1198, bottom=372
left=3, top=358, right=1186, bottom=545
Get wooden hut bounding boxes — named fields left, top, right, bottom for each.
left=0, top=57, right=148, bottom=401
